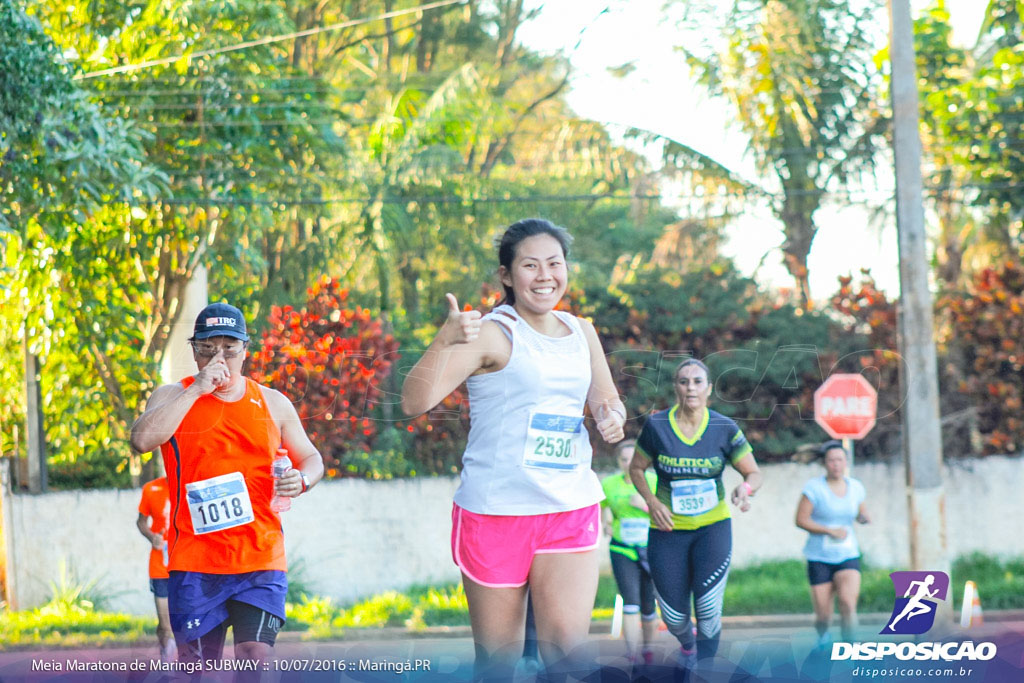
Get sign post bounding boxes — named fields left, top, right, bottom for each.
left=814, top=374, right=878, bottom=470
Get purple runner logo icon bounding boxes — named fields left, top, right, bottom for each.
left=882, top=571, right=949, bottom=635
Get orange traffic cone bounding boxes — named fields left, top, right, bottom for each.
left=960, top=580, right=984, bottom=627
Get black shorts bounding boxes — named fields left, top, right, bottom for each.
left=149, top=578, right=170, bottom=598
left=807, top=557, right=861, bottom=585
left=609, top=544, right=657, bottom=617
left=178, top=601, right=284, bottom=663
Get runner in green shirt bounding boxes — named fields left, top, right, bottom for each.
left=601, top=439, right=660, bottom=669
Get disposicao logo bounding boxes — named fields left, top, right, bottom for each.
left=883, top=570, right=949, bottom=635
left=831, top=570, right=997, bottom=662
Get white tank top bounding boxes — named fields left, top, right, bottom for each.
left=453, top=305, right=604, bottom=515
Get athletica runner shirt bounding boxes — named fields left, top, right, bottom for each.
left=454, top=305, right=604, bottom=515
left=636, top=406, right=752, bottom=530
left=801, top=475, right=866, bottom=563
left=600, top=471, right=657, bottom=549
left=138, top=477, right=171, bottom=580
left=160, top=376, right=285, bottom=574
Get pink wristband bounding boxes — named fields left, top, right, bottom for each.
left=742, top=481, right=753, bottom=496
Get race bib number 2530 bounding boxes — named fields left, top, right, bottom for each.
left=523, top=412, right=583, bottom=471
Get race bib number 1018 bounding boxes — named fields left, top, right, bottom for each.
left=186, top=471, right=255, bottom=535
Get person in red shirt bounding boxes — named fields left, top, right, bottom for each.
left=130, top=302, right=324, bottom=665
left=137, top=475, right=174, bottom=660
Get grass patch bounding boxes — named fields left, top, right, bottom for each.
left=6, top=554, right=1024, bottom=647
left=724, top=555, right=1024, bottom=615
left=952, top=553, right=1024, bottom=610
left=284, top=556, right=317, bottom=604
left=0, top=609, right=154, bottom=648
left=595, top=573, right=619, bottom=610
left=414, top=584, right=469, bottom=627
left=0, top=560, right=150, bottom=650
left=723, top=559, right=897, bottom=615
left=333, top=591, right=415, bottom=629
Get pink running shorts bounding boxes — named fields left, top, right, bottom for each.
left=450, top=502, right=602, bottom=588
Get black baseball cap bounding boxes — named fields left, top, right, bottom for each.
left=190, top=302, right=249, bottom=342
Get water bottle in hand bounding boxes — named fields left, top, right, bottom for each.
left=271, top=450, right=291, bottom=512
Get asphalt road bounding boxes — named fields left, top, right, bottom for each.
left=1, top=617, right=1021, bottom=682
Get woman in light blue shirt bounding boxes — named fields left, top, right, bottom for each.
left=795, top=441, right=871, bottom=647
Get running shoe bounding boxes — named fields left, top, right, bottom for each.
left=160, top=638, right=176, bottom=664
left=675, top=646, right=697, bottom=670
left=513, top=655, right=541, bottom=682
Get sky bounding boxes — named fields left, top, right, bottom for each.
left=517, top=1, right=987, bottom=301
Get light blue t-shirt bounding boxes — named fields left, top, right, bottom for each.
left=801, top=476, right=866, bottom=563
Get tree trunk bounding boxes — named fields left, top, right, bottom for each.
left=399, top=261, right=421, bottom=329
left=934, top=195, right=964, bottom=287
left=22, top=340, right=46, bottom=494
left=383, top=0, right=394, bottom=72
left=495, top=0, right=524, bottom=69
left=778, top=195, right=818, bottom=309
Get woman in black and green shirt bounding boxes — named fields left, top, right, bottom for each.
left=629, top=359, right=762, bottom=669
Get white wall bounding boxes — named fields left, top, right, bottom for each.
left=4, top=456, right=1022, bottom=615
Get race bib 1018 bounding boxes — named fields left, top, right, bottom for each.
left=186, top=471, right=255, bottom=535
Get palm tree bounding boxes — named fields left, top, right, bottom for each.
left=674, top=0, right=886, bottom=307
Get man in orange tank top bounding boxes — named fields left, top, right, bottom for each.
left=130, top=302, right=324, bottom=666
left=137, top=474, right=174, bottom=661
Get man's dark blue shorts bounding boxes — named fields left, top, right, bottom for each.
left=168, top=570, right=287, bottom=642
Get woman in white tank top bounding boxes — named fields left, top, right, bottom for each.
left=401, top=218, right=626, bottom=679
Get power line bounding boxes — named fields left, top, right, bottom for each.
left=142, top=119, right=341, bottom=128
left=102, top=102, right=342, bottom=112
left=75, top=0, right=464, bottom=80
left=12, top=171, right=1016, bottom=209
left=115, top=181, right=1024, bottom=208
left=93, top=109, right=1024, bottom=154
left=142, top=192, right=670, bottom=206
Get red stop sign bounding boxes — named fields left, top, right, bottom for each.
left=814, top=374, right=877, bottom=439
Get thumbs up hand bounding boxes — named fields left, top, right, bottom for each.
left=595, top=402, right=626, bottom=444
left=441, top=293, right=483, bottom=344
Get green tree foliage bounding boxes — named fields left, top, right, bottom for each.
left=915, top=0, right=1023, bottom=287
left=828, top=272, right=906, bottom=456
left=14, top=0, right=358, bottom=483
left=584, top=261, right=878, bottom=461
left=1, top=0, right=163, bottom=485
left=671, top=0, right=886, bottom=307
left=41, top=0, right=345, bottom=317
left=7, top=0, right=693, bottom=485
left=21, top=0, right=1013, bottom=485
left=938, top=260, right=1024, bottom=454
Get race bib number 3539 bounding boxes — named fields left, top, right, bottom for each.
left=523, top=412, right=584, bottom=471
left=670, top=479, right=719, bottom=516
left=186, top=472, right=255, bottom=535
